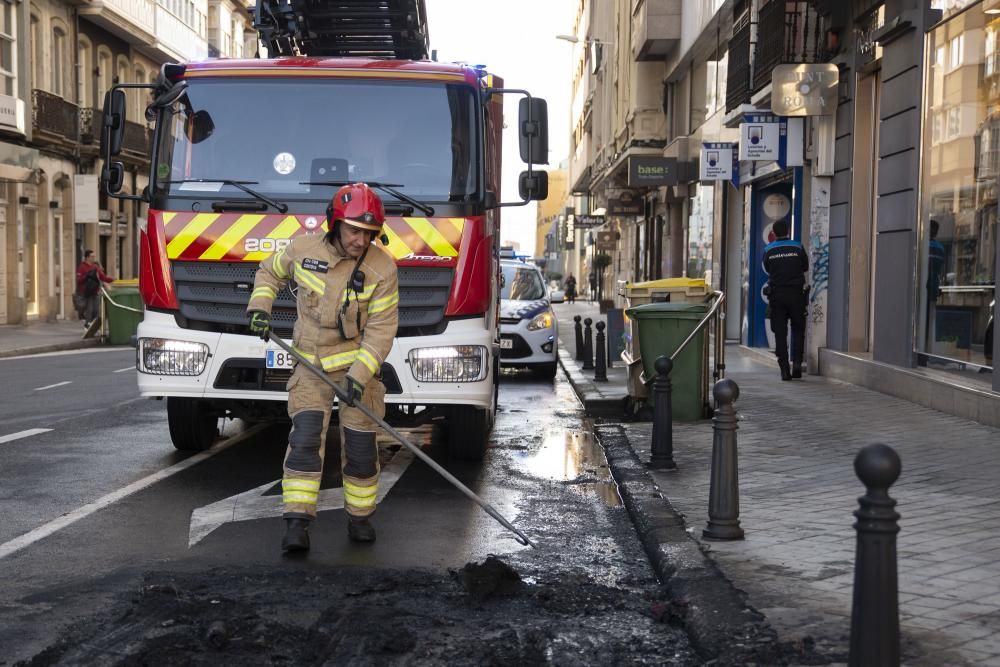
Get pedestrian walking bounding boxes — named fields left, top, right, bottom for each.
left=75, top=250, right=114, bottom=328
left=564, top=274, right=577, bottom=304
left=589, top=270, right=597, bottom=302
left=247, top=183, right=399, bottom=552
left=762, top=220, right=809, bottom=381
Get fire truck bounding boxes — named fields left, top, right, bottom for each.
left=99, top=0, right=549, bottom=460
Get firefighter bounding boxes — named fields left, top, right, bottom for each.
left=246, top=183, right=399, bottom=551
left=762, top=220, right=809, bottom=381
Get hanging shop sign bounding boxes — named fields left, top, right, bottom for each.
left=700, top=142, right=736, bottom=181
left=574, top=215, right=605, bottom=228
left=74, top=175, right=99, bottom=223
left=608, top=195, right=643, bottom=216
left=595, top=230, right=616, bottom=251
left=771, top=63, right=839, bottom=116
left=627, top=156, right=679, bottom=187
left=739, top=114, right=781, bottom=161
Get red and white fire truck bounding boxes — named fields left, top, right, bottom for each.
left=99, top=0, right=549, bottom=459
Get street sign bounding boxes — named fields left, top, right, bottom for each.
left=74, top=175, right=99, bottom=223
left=771, top=63, right=839, bottom=116
left=700, top=142, right=736, bottom=181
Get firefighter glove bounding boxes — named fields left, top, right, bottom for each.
left=248, top=310, right=271, bottom=341
left=342, top=377, right=364, bottom=407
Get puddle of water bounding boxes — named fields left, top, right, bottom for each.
left=519, top=430, right=621, bottom=507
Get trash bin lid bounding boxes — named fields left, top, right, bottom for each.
left=625, top=277, right=706, bottom=290
left=625, top=302, right=708, bottom=319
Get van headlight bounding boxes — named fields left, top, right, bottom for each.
left=527, top=310, right=554, bottom=331
left=138, top=338, right=209, bottom=376
left=408, top=345, right=487, bottom=382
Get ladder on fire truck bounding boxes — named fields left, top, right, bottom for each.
left=253, top=0, right=430, bottom=60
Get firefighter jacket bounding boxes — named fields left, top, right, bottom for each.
left=247, top=234, right=399, bottom=387
left=762, top=239, right=809, bottom=289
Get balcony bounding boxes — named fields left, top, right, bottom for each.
left=631, top=0, right=681, bottom=61
left=31, top=90, right=79, bottom=149
left=725, top=13, right=752, bottom=111
left=122, top=120, right=151, bottom=160
left=79, top=0, right=156, bottom=47
left=753, top=0, right=831, bottom=92
left=153, top=4, right=208, bottom=62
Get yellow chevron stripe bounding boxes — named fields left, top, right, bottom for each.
left=243, top=216, right=303, bottom=262
left=162, top=212, right=178, bottom=228
left=381, top=223, right=412, bottom=259
left=445, top=217, right=465, bottom=237
left=405, top=217, right=459, bottom=257
left=166, top=213, right=220, bottom=259
left=200, top=214, right=266, bottom=260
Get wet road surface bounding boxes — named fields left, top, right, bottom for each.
left=1, top=359, right=701, bottom=665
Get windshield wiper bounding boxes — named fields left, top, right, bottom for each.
left=301, top=180, right=434, bottom=217
left=163, top=179, right=288, bottom=214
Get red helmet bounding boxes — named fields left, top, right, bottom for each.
left=328, top=183, right=385, bottom=233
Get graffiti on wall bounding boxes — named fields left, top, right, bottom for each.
left=810, top=236, right=829, bottom=324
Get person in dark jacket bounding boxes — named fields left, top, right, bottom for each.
left=75, top=250, right=114, bottom=328
left=762, top=220, right=809, bottom=380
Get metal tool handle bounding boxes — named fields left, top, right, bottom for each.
left=267, top=335, right=536, bottom=549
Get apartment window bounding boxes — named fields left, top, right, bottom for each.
left=52, top=24, right=67, bottom=97
left=77, top=37, right=91, bottom=106
left=0, top=1, right=15, bottom=96
left=987, top=28, right=997, bottom=77
left=932, top=112, right=943, bottom=145
left=950, top=34, right=964, bottom=69
left=30, top=14, right=39, bottom=90
left=947, top=106, right=961, bottom=138
left=133, top=65, right=145, bottom=118
left=936, top=45, right=946, bottom=68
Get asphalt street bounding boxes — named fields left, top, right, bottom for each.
left=0, top=351, right=707, bottom=664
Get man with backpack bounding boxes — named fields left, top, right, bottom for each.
left=75, top=250, right=114, bottom=328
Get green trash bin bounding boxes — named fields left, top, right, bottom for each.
left=104, top=283, right=144, bottom=345
left=625, top=302, right=709, bottom=421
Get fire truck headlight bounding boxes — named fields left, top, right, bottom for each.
left=138, top=338, right=210, bottom=376
left=407, top=345, right=487, bottom=382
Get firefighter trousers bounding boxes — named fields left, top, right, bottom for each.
left=281, top=364, right=386, bottom=519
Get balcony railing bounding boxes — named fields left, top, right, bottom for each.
left=122, top=120, right=150, bottom=157
left=726, top=13, right=753, bottom=111
left=79, top=107, right=99, bottom=145
left=31, top=90, right=79, bottom=145
left=753, top=0, right=830, bottom=92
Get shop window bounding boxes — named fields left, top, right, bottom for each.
left=920, top=5, right=996, bottom=371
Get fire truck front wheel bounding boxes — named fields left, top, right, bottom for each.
left=167, top=397, right=221, bottom=451
left=442, top=405, right=490, bottom=461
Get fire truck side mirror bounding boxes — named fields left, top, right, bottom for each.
left=101, top=89, right=127, bottom=158
left=518, top=97, right=549, bottom=165
left=518, top=170, right=548, bottom=201
left=102, top=161, right=125, bottom=195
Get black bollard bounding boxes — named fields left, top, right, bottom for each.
left=594, top=321, right=608, bottom=382
left=703, top=378, right=744, bottom=539
left=649, top=356, right=676, bottom=469
left=574, top=315, right=584, bottom=361
left=849, top=444, right=901, bottom=667
left=582, top=318, right=594, bottom=370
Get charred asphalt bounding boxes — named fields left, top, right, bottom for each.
left=1, top=353, right=827, bottom=665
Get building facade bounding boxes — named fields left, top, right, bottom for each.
left=559, top=0, right=999, bottom=417
left=0, top=0, right=253, bottom=325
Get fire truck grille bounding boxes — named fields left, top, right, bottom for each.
left=171, top=262, right=453, bottom=338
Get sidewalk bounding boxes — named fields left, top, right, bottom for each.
left=554, top=301, right=1000, bottom=666
left=0, top=319, right=103, bottom=358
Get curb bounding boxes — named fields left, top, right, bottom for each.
left=556, top=346, right=624, bottom=418
left=594, top=423, right=774, bottom=663
left=0, top=338, right=103, bottom=359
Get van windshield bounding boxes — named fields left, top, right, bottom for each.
left=153, top=78, right=480, bottom=204
left=501, top=265, right=546, bottom=301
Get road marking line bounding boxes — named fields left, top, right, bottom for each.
left=0, top=424, right=267, bottom=561
left=33, top=381, right=72, bottom=391
left=188, top=448, right=415, bottom=547
left=0, top=428, right=53, bottom=445
left=113, top=367, right=136, bottom=373
left=0, top=348, right=131, bottom=362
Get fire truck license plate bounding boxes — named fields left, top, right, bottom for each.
left=500, top=338, right=513, bottom=349
left=266, top=349, right=295, bottom=369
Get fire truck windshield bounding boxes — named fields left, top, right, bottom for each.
left=153, top=78, right=480, bottom=204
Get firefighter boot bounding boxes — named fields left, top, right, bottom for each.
left=791, top=362, right=803, bottom=379
left=281, top=518, right=311, bottom=552
left=779, top=362, right=792, bottom=381
left=347, top=515, right=376, bottom=543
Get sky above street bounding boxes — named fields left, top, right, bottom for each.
left=424, top=0, right=577, bottom=256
